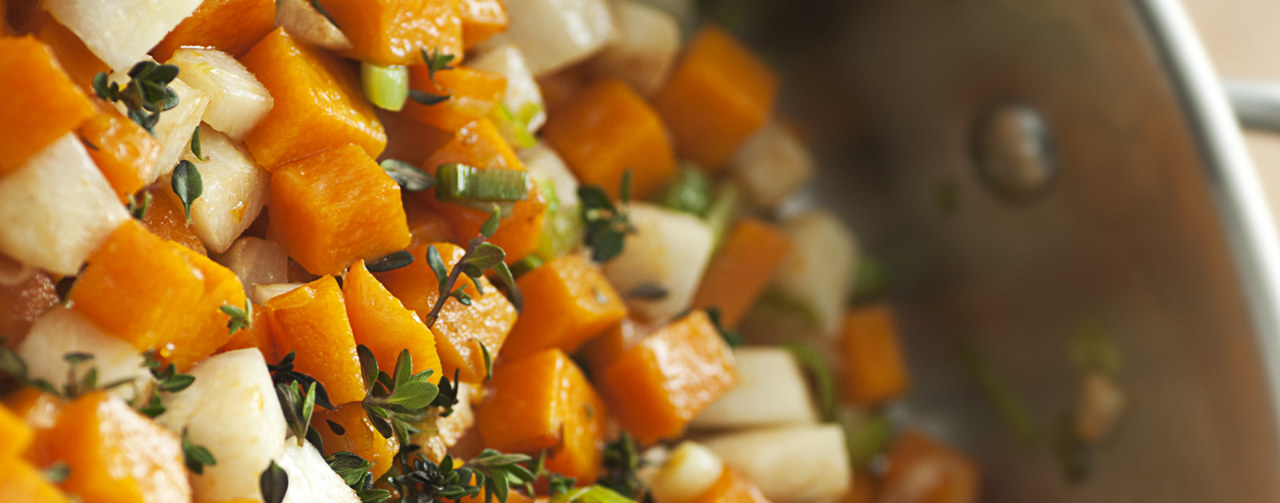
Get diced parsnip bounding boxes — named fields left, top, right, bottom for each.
left=692, top=347, right=818, bottom=430
left=156, top=349, right=286, bottom=502
left=411, top=382, right=478, bottom=463
left=273, top=0, right=354, bottom=51
left=0, top=133, right=126, bottom=275
left=729, top=122, right=815, bottom=210
left=214, top=237, right=289, bottom=298
left=602, top=203, right=714, bottom=323
left=521, top=142, right=579, bottom=208
left=251, top=283, right=305, bottom=305
left=470, top=44, right=548, bottom=133
left=163, top=125, right=269, bottom=253
left=16, top=308, right=149, bottom=402
left=648, top=442, right=724, bottom=503
left=274, top=440, right=361, bottom=503
left=702, top=424, right=851, bottom=503
left=481, top=0, right=617, bottom=76
left=771, top=211, right=859, bottom=338
left=166, top=49, right=274, bottom=141
left=42, top=0, right=202, bottom=71
left=591, top=0, right=679, bottom=96
left=148, top=78, right=211, bottom=180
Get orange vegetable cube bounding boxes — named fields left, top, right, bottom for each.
left=543, top=78, right=676, bottom=200
left=0, top=458, right=73, bottom=503
left=404, top=197, right=457, bottom=248
left=0, top=405, right=32, bottom=459
left=880, top=431, right=979, bottom=503
left=216, top=306, right=275, bottom=361
left=375, top=243, right=516, bottom=383
left=839, top=304, right=910, bottom=407
left=576, top=318, right=651, bottom=377
left=598, top=310, right=738, bottom=444
left=0, top=36, right=95, bottom=174
left=421, top=117, right=523, bottom=172
left=241, top=27, right=387, bottom=169
left=378, top=108, right=454, bottom=167
left=323, top=0, right=463, bottom=66
left=151, top=0, right=276, bottom=61
left=344, top=260, right=443, bottom=380
left=314, top=402, right=400, bottom=480
left=78, top=99, right=161, bottom=201
left=404, top=65, right=507, bottom=132
left=268, top=144, right=411, bottom=276
left=161, top=245, right=248, bottom=370
left=140, top=186, right=208, bottom=256
left=503, top=253, right=627, bottom=360
left=39, top=392, right=190, bottom=503
left=265, top=275, right=366, bottom=405
left=692, top=219, right=791, bottom=327
left=690, top=468, right=771, bottom=503
left=23, top=12, right=108, bottom=91
left=3, top=388, right=65, bottom=434
left=652, top=26, right=777, bottom=171
left=0, top=270, right=57, bottom=346
left=477, top=349, right=607, bottom=481
left=461, top=0, right=507, bottom=49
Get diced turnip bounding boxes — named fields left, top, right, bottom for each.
left=770, top=211, right=859, bottom=338
left=275, top=0, right=353, bottom=51
left=591, top=0, right=679, bottom=95
left=214, top=237, right=289, bottom=298
left=274, top=440, right=361, bottom=503
left=252, top=283, right=306, bottom=305
left=157, top=349, right=286, bottom=502
left=648, top=441, right=724, bottom=503
left=602, top=203, right=714, bottom=323
left=43, top=0, right=202, bottom=71
left=145, top=78, right=211, bottom=181
left=16, top=308, right=149, bottom=402
left=521, top=142, right=578, bottom=208
left=692, top=347, right=818, bottom=430
left=480, top=0, right=617, bottom=76
left=702, top=424, right=851, bottom=503
left=471, top=44, right=548, bottom=134
left=0, top=134, right=126, bottom=275
left=730, top=122, right=815, bottom=210
left=166, top=49, right=274, bottom=141
left=162, top=125, right=268, bottom=254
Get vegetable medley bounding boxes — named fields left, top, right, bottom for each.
left=0, top=1, right=980, bottom=503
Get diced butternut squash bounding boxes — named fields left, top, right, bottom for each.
left=0, top=405, right=32, bottom=459
left=421, top=117, right=524, bottom=172
left=0, top=36, right=95, bottom=174
left=652, top=26, right=777, bottom=171
left=576, top=318, right=650, bottom=376
left=879, top=431, right=979, bottom=503
left=140, top=185, right=209, bottom=256
left=268, top=144, right=411, bottom=276
left=689, top=468, right=771, bottom=503
left=503, top=253, right=626, bottom=360
left=839, top=304, right=909, bottom=407
left=151, top=0, right=276, bottom=61
left=323, top=0, right=463, bottom=66
left=598, top=310, right=737, bottom=444
left=241, top=27, right=387, bottom=169
left=477, top=348, right=607, bottom=482
left=38, top=391, right=191, bottom=503
left=315, top=402, right=400, bottom=480
left=0, top=458, right=73, bottom=503
left=404, top=65, right=507, bottom=132
left=377, top=108, right=454, bottom=167
left=0, top=271, right=57, bottom=345
left=78, top=99, right=161, bottom=201
left=215, top=306, right=275, bottom=361
left=3, top=388, right=65, bottom=433
left=375, top=243, right=517, bottom=383
left=543, top=77, right=675, bottom=200
left=265, top=275, right=365, bottom=405
left=344, top=260, right=443, bottom=380
left=404, top=197, right=457, bottom=248
left=161, top=245, right=248, bottom=370
left=691, top=219, right=791, bottom=328
left=461, top=0, right=507, bottom=49
left=23, top=12, right=109, bottom=91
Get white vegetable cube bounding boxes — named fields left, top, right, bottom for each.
left=157, top=349, right=286, bottom=502
left=648, top=442, right=725, bottom=503
left=167, top=49, right=274, bottom=141
left=150, top=78, right=211, bottom=181
left=592, top=0, right=680, bottom=95
left=521, top=142, right=579, bottom=207
left=252, top=283, right=306, bottom=305
left=275, top=0, right=354, bottom=51
left=773, top=211, right=859, bottom=338
left=214, top=237, right=289, bottom=298
left=483, top=0, right=617, bottom=76
left=164, top=125, right=269, bottom=254
left=43, top=0, right=202, bottom=71
left=0, top=133, right=127, bottom=275
left=16, top=308, right=149, bottom=402
left=730, top=122, right=816, bottom=209
left=692, top=347, right=819, bottom=430
left=603, top=203, right=714, bottom=323
left=471, top=44, right=548, bottom=133
left=275, top=440, right=361, bottom=503
left=703, top=425, right=852, bottom=503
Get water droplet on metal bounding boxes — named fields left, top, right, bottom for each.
left=972, top=105, right=1058, bottom=201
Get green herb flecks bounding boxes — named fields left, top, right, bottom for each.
left=260, top=460, right=289, bottom=503
left=422, top=206, right=520, bottom=326
left=92, top=61, right=181, bottom=134
left=409, top=47, right=455, bottom=106
left=596, top=431, right=651, bottom=502
left=391, top=449, right=536, bottom=503
left=41, top=462, right=70, bottom=484
left=182, top=429, right=217, bottom=475
left=359, top=346, right=440, bottom=446
left=220, top=299, right=252, bottom=334
left=366, top=250, right=416, bottom=273
left=327, top=451, right=393, bottom=503
left=190, top=126, right=206, bottom=161
left=579, top=170, right=635, bottom=262
left=127, top=191, right=152, bottom=220
left=171, top=160, right=203, bottom=224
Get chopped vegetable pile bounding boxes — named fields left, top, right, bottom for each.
left=0, top=1, right=983, bottom=503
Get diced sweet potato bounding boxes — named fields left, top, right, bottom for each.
left=344, top=260, right=443, bottom=380
left=404, top=65, right=507, bottom=132
left=140, top=186, right=209, bottom=256
left=652, top=26, right=777, bottom=171
left=241, top=27, right=387, bottom=169
left=0, top=458, right=73, bottom=503
left=161, top=245, right=248, bottom=370
left=691, top=219, right=791, bottom=327
left=151, top=0, right=276, bottom=61
left=23, top=12, right=108, bottom=91
left=461, top=0, right=507, bottom=49
left=598, top=310, right=737, bottom=444
left=0, top=271, right=57, bottom=346
left=503, top=253, right=626, bottom=360
left=690, top=468, right=771, bottom=503
left=0, top=36, right=95, bottom=174
left=78, top=99, right=161, bottom=201
left=268, top=144, right=411, bottom=276
left=880, top=431, right=979, bottom=503
left=839, top=304, right=909, bottom=407
left=265, top=275, right=366, bottom=405
left=543, top=77, right=675, bottom=199
left=323, top=0, right=463, bottom=66
left=314, top=402, right=399, bottom=480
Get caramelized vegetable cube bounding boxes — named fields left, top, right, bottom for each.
left=77, top=99, right=161, bottom=202
left=314, top=403, right=400, bottom=480
left=23, top=11, right=109, bottom=91
left=140, top=185, right=209, bottom=256
left=0, top=405, right=32, bottom=459
left=503, top=253, right=627, bottom=360
left=151, top=0, right=276, bottom=61
left=689, top=468, right=771, bottom=503
left=0, top=458, right=73, bottom=503
left=323, top=0, right=463, bottom=66
left=692, top=219, right=792, bottom=328
left=0, top=270, right=57, bottom=346
left=839, top=304, right=910, bottom=407
left=162, top=245, right=249, bottom=370
left=344, top=260, right=443, bottom=380
left=0, top=36, right=95, bottom=174
left=265, top=275, right=366, bottom=405
left=404, top=65, right=507, bottom=132
left=461, top=0, right=508, bottom=49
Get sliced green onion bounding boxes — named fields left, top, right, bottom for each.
left=361, top=62, right=409, bottom=111
left=703, top=182, right=741, bottom=251
left=838, top=406, right=894, bottom=467
left=434, top=163, right=529, bottom=205
left=491, top=103, right=537, bottom=149
left=656, top=165, right=713, bottom=217
left=955, top=338, right=1040, bottom=445
left=551, top=486, right=637, bottom=503
left=786, top=343, right=837, bottom=421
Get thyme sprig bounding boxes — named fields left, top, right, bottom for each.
left=409, top=47, right=455, bottom=106
left=327, top=451, right=393, bottom=503
left=422, top=207, right=519, bottom=326
left=359, top=346, right=440, bottom=446
left=597, top=432, right=653, bottom=502
left=91, top=61, right=181, bottom=134
left=391, top=449, right=536, bottom=503
left=579, top=169, right=636, bottom=262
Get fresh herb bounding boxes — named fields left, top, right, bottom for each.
left=278, top=380, right=318, bottom=445
left=408, top=47, right=455, bottom=106
left=478, top=340, right=493, bottom=381
left=269, top=351, right=337, bottom=411
left=367, top=250, right=416, bottom=273
left=785, top=344, right=836, bottom=422
left=41, top=462, right=70, bottom=483
left=260, top=460, right=289, bottom=503
left=421, top=207, right=519, bottom=326
left=360, top=346, right=440, bottom=446
left=391, top=449, right=536, bottom=503
left=126, top=191, right=152, bottom=220
left=380, top=159, right=436, bottom=192
left=54, top=265, right=86, bottom=308
left=430, top=368, right=462, bottom=418
left=91, top=61, right=181, bottom=134
left=547, top=473, right=577, bottom=498
left=171, top=160, right=203, bottom=224
left=409, top=90, right=450, bottom=106
left=190, top=126, right=206, bottom=161
left=79, top=134, right=99, bottom=151
left=182, top=430, right=217, bottom=475
left=704, top=307, right=742, bottom=347
left=597, top=432, right=651, bottom=502
left=579, top=170, right=635, bottom=262
left=310, top=0, right=339, bottom=27
left=626, top=283, right=668, bottom=301
left=0, top=347, right=136, bottom=401
left=136, top=351, right=195, bottom=418
left=220, top=300, right=252, bottom=334
left=328, top=451, right=393, bottom=503
left=327, top=419, right=346, bottom=435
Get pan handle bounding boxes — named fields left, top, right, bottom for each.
left=1226, top=80, right=1280, bottom=132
